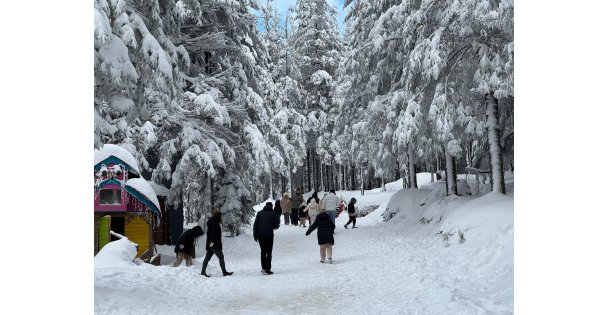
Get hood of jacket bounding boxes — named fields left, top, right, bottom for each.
left=191, top=225, right=204, bottom=237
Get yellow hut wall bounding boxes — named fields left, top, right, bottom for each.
left=125, top=216, right=150, bottom=257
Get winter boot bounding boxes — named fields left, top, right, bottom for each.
left=201, top=271, right=211, bottom=278
left=328, top=258, right=333, bottom=264
left=344, top=224, right=348, bottom=229
left=222, top=271, right=234, bottom=276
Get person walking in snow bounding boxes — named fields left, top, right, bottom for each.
left=280, top=193, right=292, bottom=225
left=291, top=188, right=304, bottom=226
left=274, top=198, right=283, bottom=219
left=298, top=201, right=308, bottom=227
left=307, top=191, right=319, bottom=205
left=201, top=211, right=233, bottom=277
left=171, top=225, right=204, bottom=267
left=253, top=202, right=280, bottom=275
left=305, top=210, right=336, bottom=264
left=320, top=189, right=340, bottom=225
left=304, top=197, right=321, bottom=227
left=343, top=198, right=358, bottom=229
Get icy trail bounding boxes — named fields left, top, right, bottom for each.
left=95, top=198, right=512, bottom=314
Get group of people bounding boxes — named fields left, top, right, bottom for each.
left=171, top=188, right=358, bottom=276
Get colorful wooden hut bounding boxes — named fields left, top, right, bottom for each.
left=94, top=144, right=162, bottom=259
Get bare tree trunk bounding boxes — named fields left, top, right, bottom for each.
left=486, top=94, right=506, bottom=194
left=445, top=149, right=458, bottom=196
left=408, top=145, right=418, bottom=189
left=360, top=167, right=364, bottom=195
left=269, top=172, right=273, bottom=200
left=306, top=149, right=311, bottom=191
left=287, top=162, right=292, bottom=195
left=320, top=162, right=324, bottom=192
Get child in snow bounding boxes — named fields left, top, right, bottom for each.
left=344, top=198, right=357, bottom=229
left=298, top=201, right=308, bottom=227
left=304, top=198, right=321, bottom=226
left=305, top=210, right=336, bottom=263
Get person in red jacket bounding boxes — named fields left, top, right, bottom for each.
left=201, top=211, right=233, bottom=277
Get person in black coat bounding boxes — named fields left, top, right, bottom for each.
left=201, top=211, right=233, bottom=277
left=274, top=199, right=282, bottom=219
left=253, top=202, right=280, bottom=275
left=171, top=225, right=204, bottom=267
left=343, top=198, right=358, bottom=229
left=305, top=211, right=336, bottom=264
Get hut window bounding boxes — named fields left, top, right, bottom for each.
left=100, top=189, right=121, bottom=205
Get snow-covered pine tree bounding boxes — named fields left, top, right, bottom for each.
left=291, top=0, right=341, bottom=191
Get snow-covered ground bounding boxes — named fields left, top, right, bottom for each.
left=95, top=173, right=513, bottom=314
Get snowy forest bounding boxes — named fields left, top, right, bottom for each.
left=94, top=0, right=514, bottom=234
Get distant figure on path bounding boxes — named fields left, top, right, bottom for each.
left=337, top=199, right=346, bottom=218
left=305, top=211, right=336, bottom=264
left=291, top=188, right=304, bottom=226
left=298, top=201, right=308, bottom=227
left=344, top=198, right=358, bottom=229
left=320, top=189, right=340, bottom=225
left=307, top=191, right=319, bottom=205
left=171, top=226, right=204, bottom=267
left=304, top=197, right=320, bottom=227
left=280, top=193, right=292, bottom=225
left=201, top=211, right=233, bottom=277
left=274, top=198, right=282, bottom=219
left=253, top=202, right=280, bottom=275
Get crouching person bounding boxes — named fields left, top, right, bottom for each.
left=172, top=225, right=204, bottom=267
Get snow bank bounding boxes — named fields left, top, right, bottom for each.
left=439, top=192, right=513, bottom=247
left=94, top=238, right=138, bottom=268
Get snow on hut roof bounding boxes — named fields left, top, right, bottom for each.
left=94, top=144, right=140, bottom=175
left=125, top=178, right=161, bottom=215
left=147, top=181, right=170, bottom=196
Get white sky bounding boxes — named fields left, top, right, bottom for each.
left=2, top=0, right=608, bottom=313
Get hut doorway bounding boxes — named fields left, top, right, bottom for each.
left=110, top=216, right=125, bottom=241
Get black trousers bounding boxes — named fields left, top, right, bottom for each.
left=291, top=209, right=299, bottom=225
left=201, top=248, right=227, bottom=273
left=345, top=215, right=356, bottom=227
left=258, top=235, right=274, bottom=271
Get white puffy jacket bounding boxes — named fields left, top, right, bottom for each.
left=320, top=192, right=340, bottom=212
left=305, top=200, right=321, bottom=216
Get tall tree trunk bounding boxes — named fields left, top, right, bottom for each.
left=306, top=149, right=311, bottom=191
left=408, top=145, right=418, bottom=189
left=486, top=94, right=506, bottom=194
left=351, top=163, right=356, bottom=191
left=445, top=149, right=458, bottom=196
left=269, top=172, right=273, bottom=200
left=360, top=167, right=364, bottom=195
left=320, top=162, right=324, bottom=192
left=287, top=162, right=292, bottom=195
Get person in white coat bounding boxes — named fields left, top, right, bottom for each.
left=304, top=198, right=321, bottom=226
left=320, top=189, right=340, bottom=225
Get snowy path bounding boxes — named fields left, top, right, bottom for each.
left=95, top=206, right=512, bottom=314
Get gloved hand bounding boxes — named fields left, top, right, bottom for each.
left=305, top=232, right=309, bottom=236
left=254, top=237, right=258, bottom=242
